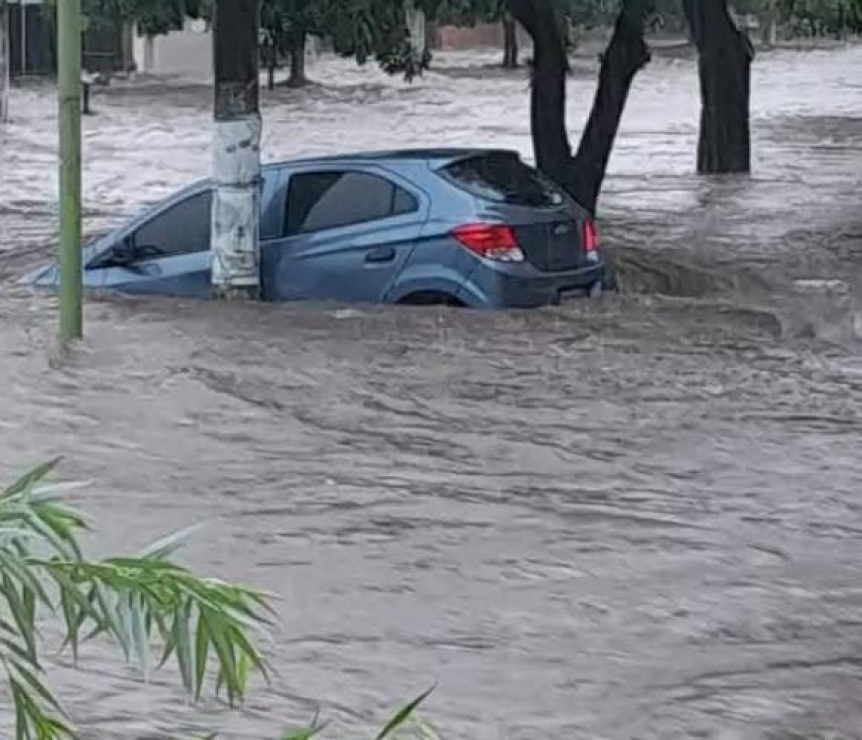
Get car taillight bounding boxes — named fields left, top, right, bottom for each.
left=584, top=219, right=598, bottom=253
left=451, top=223, right=525, bottom=263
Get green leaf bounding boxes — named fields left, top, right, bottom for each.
left=174, top=600, right=195, bottom=696
left=130, top=590, right=151, bottom=680
left=1, top=459, right=62, bottom=501
left=375, top=686, right=436, bottom=740
left=0, top=461, right=274, bottom=736
left=136, top=524, right=205, bottom=561
left=193, top=605, right=209, bottom=701
left=281, top=720, right=329, bottom=740
left=203, top=607, right=242, bottom=705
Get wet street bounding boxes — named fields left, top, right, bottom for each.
left=1, top=44, right=862, bottom=739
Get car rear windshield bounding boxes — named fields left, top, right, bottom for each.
left=440, top=153, right=567, bottom=208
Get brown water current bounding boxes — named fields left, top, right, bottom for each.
left=0, top=44, right=861, bottom=739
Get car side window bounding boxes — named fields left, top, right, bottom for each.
left=284, top=171, right=418, bottom=236
left=132, top=191, right=212, bottom=258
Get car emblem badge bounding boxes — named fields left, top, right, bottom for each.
left=553, top=223, right=570, bottom=236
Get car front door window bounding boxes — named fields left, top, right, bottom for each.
left=131, top=190, right=213, bottom=260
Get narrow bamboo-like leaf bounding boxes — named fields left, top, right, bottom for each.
left=115, top=591, right=135, bottom=657
left=47, top=566, right=101, bottom=657
left=58, top=583, right=80, bottom=664
left=8, top=656, right=69, bottom=717
left=0, top=528, right=42, bottom=543
left=225, top=622, right=268, bottom=684
left=193, top=606, right=210, bottom=702
left=136, top=524, right=205, bottom=560
left=2, top=459, right=61, bottom=500
left=25, top=504, right=85, bottom=559
left=281, top=722, right=329, bottom=740
left=2, top=574, right=39, bottom=664
left=174, top=579, right=237, bottom=615
left=8, top=674, right=73, bottom=740
left=1, top=637, right=34, bottom=663
left=203, top=608, right=241, bottom=705
left=22, top=587, right=35, bottom=635
left=375, top=686, right=436, bottom=740
left=0, top=551, right=51, bottom=607
left=174, top=600, right=194, bottom=696
left=30, top=480, right=91, bottom=497
left=157, top=627, right=177, bottom=671
left=130, top=591, right=151, bottom=680
left=236, top=649, right=250, bottom=695
left=94, top=580, right=129, bottom=658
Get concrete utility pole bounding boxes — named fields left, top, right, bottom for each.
left=0, top=0, right=9, bottom=124
left=212, top=0, right=262, bottom=299
left=58, top=0, right=84, bottom=341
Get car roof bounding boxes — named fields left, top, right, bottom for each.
left=175, top=148, right=524, bottom=197
left=265, top=147, right=521, bottom=169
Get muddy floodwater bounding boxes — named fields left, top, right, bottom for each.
left=1, top=44, right=862, bottom=739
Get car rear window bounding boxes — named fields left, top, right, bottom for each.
left=440, top=153, right=567, bottom=208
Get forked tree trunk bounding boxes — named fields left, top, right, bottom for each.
left=507, top=0, right=651, bottom=215
left=502, top=13, right=519, bottom=68
left=0, top=0, right=9, bottom=124
left=683, top=0, right=754, bottom=174
left=286, top=28, right=307, bottom=88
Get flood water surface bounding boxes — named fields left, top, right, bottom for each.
left=1, top=44, right=862, bottom=739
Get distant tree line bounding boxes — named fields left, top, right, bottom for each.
left=74, top=0, right=862, bottom=88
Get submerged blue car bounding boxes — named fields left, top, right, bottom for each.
left=23, top=148, right=606, bottom=308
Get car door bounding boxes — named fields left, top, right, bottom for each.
left=260, top=165, right=427, bottom=304
left=90, top=189, right=213, bottom=298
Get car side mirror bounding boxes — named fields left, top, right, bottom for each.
left=108, top=239, right=138, bottom=266
left=90, top=237, right=149, bottom=270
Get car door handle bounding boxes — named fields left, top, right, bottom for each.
left=365, top=247, right=395, bottom=264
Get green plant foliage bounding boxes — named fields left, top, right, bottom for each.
left=0, top=461, right=438, bottom=739
left=0, top=459, right=273, bottom=739
left=275, top=687, right=439, bottom=740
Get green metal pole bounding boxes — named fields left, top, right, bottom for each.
left=58, top=0, right=83, bottom=342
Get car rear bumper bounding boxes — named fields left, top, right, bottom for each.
left=458, top=259, right=605, bottom=309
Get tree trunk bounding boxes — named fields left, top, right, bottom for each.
left=758, top=8, right=777, bottom=47
left=683, top=0, right=754, bottom=174
left=425, top=20, right=439, bottom=52
left=0, top=0, right=9, bottom=124
left=120, top=22, right=135, bottom=73
left=507, top=0, right=651, bottom=215
left=212, top=0, right=262, bottom=299
left=265, top=38, right=276, bottom=90
left=286, top=29, right=307, bottom=88
left=502, top=13, right=519, bottom=68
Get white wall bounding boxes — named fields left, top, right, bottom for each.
left=132, top=18, right=212, bottom=79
